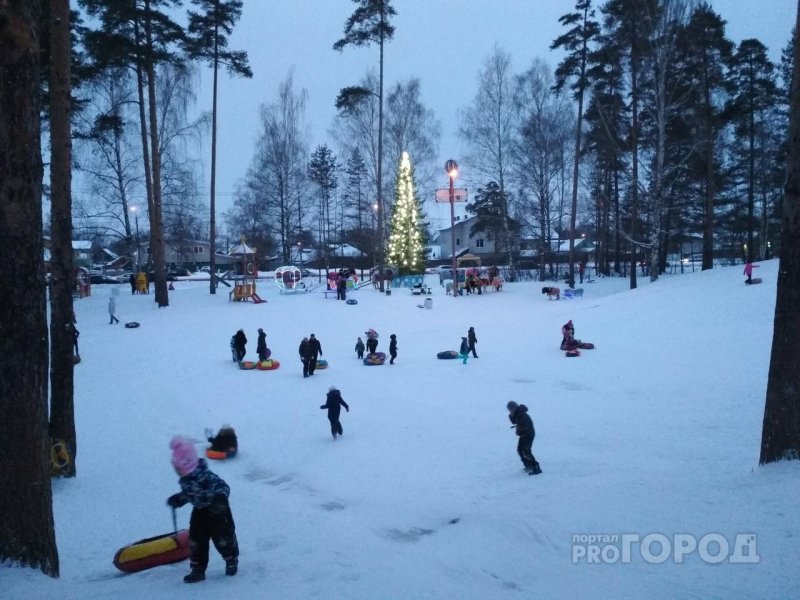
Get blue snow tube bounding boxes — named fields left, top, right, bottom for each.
left=363, top=352, right=386, bottom=366
left=437, top=351, right=458, bottom=360
left=346, top=299, right=358, bottom=305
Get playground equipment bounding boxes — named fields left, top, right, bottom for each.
left=228, top=240, right=265, bottom=303
left=275, top=265, right=310, bottom=294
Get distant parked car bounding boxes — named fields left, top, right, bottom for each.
left=90, top=274, right=121, bottom=285
left=167, top=267, right=191, bottom=277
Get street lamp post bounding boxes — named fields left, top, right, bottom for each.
left=129, top=206, right=141, bottom=273
left=445, top=160, right=459, bottom=299
left=297, top=240, right=303, bottom=273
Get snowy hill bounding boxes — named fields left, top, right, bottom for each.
left=7, top=261, right=799, bottom=599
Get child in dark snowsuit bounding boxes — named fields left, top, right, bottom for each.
left=459, top=337, right=470, bottom=364
left=320, top=386, right=349, bottom=439
left=389, top=334, right=398, bottom=364
left=207, top=426, right=238, bottom=455
left=506, top=401, right=541, bottom=475
left=467, top=326, right=478, bottom=358
left=167, top=437, right=239, bottom=583
left=355, top=337, right=365, bottom=359
left=233, top=329, right=247, bottom=362
left=256, top=328, right=267, bottom=361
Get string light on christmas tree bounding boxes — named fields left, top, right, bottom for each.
left=387, top=152, right=426, bottom=275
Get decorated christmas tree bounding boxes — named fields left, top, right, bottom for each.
left=387, top=152, right=427, bottom=275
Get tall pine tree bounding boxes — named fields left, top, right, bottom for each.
left=387, top=151, right=426, bottom=275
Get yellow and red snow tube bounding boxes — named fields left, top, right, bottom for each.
left=113, top=529, right=190, bottom=573
left=256, top=359, right=280, bottom=371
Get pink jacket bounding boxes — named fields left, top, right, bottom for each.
left=743, top=263, right=758, bottom=276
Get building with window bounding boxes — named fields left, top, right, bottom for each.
left=434, top=216, right=519, bottom=259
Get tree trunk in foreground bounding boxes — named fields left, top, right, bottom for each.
left=0, top=0, right=60, bottom=576
left=760, top=0, right=800, bottom=465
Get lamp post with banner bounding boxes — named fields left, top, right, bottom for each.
left=436, top=160, right=467, bottom=298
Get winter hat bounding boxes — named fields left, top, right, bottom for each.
left=507, top=401, right=519, bottom=411
left=258, top=328, right=264, bottom=333
left=390, top=334, right=396, bottom=339
left=170, top=436, right=199, bottom=476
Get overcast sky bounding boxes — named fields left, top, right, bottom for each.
left=186, top=0, right=796, bottom=224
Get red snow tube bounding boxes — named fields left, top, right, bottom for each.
left=206, top=448, right=238, bottom=460
left=113, top=529, right=190, bottom=573
left=565, top=349, right=581, bottom=357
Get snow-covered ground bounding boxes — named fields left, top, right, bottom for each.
left=6, top=261, right=799, bottom=599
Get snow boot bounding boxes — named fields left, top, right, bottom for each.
left=225, top=558, right=238, bottom=576
left=183, top=569, right=206, bottom=584
left=529, top=464, right=543, bottom=476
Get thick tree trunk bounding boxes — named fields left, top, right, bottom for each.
left=144, top=0, right=169, bottom=307
left=760, top=1, right=800, bottom=464
left=0, top=0, right=60, bottom=576
left=48, top=0, right=77, bottom=477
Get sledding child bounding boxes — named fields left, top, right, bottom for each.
left=743, top=261, right=759, bottom=284
left=560, top=320, right=580, bottom=351
left=459, top=336, right=470, bottom=364
left=320, top=386, right=349, bottom=439
left=355, top=337, right=365, bottom=359
left=167, top=437, right=239, bottom=583
left=389, top=334, right=398, bottom=364
left=506, top=401, right=542, bottom=475
left=256, top=328, right=267, bottom=361
left=467, top=326, right=478, bottom=358
left=207, top=426, right=238, bottom=455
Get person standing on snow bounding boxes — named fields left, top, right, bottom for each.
left=129, top=273, right=137, bottom=295
left=307, top=334, right=323, bottom=375
left=459, top=336, right=470, bottom=364
left=506, top=401, right=542, bottom=475
left=389, top=334, right=398, bottom=364
left=233, top=329, right=247, bottom=362
left=299, top=337, right=311, bottom=378
left=256, top=328, right=267, bottom=361
left=467, top=326, right=478, bottom=358
left=320, top=386, right=349, bottom=439
left=167, top=437, right=239, bottom=583
left=355, top=337, right=365, bottom=359
left=743, top=261, right=759, bottom=284
left=108, top=296, right=119, bottom=324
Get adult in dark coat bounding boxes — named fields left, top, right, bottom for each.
left=129, top=273, right=137, bottom=295
left=507, top=401, right=541, bottom=475
left=299, top=337, right=311, bottom=378
left=320, top=386, right=350, bottom=438
left=467, top=326, right=478, bottom=358
left=307, top=334, right=323, bottom=374
left=233, top=329, right=247, bottom=362
left=366, top=336, right=378, bottom=354
left=336, top=274, right=347, bottom=301
left=388, top=334, right=398, bottom=364
left=256, top=328, right=267, bottom=361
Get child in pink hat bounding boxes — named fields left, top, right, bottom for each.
left=167, top=436, right=239, bottom=583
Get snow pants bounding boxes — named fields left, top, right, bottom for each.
left=189, top=501, right=239, bottom=572
left=517, top=435, right=539, bottom=471
left=329, top=418, right=343, bottom=438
